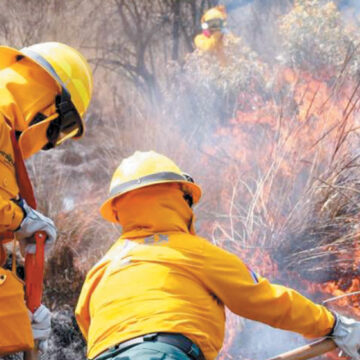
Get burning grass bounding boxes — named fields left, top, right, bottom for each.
left=278, top=154, right=360, bottom=282
left=176, top=18, right=360, bottom=356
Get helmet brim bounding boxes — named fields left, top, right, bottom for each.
left=0, top=46, right=24, bottom=69
left=100, top=180, right=202, bottom=223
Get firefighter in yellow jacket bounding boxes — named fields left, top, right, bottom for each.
left=0, top=42, right=93, bottom=353
left=194, top=6, right=228, bottom=62
left=76, top=151, right=360, bottom=360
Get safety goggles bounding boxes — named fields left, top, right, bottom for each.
left=45, top=90, right=83, bottom=149
left=201, top=18, right=225, bottom=31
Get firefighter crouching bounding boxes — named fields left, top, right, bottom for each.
left=0, top=42, right=93, bottom=355
left=76, top=151, right=360, bottom=360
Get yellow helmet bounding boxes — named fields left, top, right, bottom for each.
left=201, top=5, right=227, bottom=24
left=0, top=42, right=93, bottom=156
left=100, top=151, right=202, bottom=223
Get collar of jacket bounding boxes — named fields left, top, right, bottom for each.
left=113, top=184, right=196, bottom=239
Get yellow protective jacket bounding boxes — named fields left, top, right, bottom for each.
left=0, top=59, right=57, bottom=241
left=194, top=32, right=224, bottom=53
left=76, top=185, right=335, bottom=360
left=0, top=113, right=24, bottom=236
left=0, top=62, right=55, bottom=352
left=0, top=59, right=61, bottom=353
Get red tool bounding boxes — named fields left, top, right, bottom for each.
left=24, top=231, right=46, bottom=360
left=11, top=126, right=42, bottom=359
left=25, top=231, right=46, bottom=313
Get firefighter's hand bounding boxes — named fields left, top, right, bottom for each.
left=29, top=305, right=51, bottom=352
left=331, top=314, right=360, bottom=359
left=14, top=199, right=57, bottom=254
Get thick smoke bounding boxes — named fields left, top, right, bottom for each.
left=159, top=1, right=360, bottom=359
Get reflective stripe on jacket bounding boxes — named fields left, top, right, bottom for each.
left=75, top=185, right=335, bottom=360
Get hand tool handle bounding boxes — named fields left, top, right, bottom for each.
left=24, top=231, right=46, bottom=360
left=25, top=231, right=46, bottom=312
left=266, top=338, right=337, bottom=360
left=24, top=346, right=39, bottom=360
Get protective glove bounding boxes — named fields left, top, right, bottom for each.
left=331, top=313, right=360, bottom=359
left=29, top=304, right=51, bottom=352
left=14, top=198, right=57, bottom=254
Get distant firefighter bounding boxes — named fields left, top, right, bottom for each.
left=194, top=5, right=228, bottom=59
